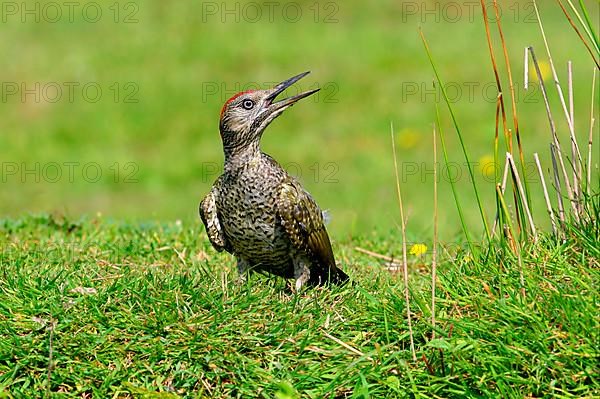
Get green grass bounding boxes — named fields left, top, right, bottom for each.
left=1, top=1, right=599, bottom=398
left=1, top=214, right=598, bottom=398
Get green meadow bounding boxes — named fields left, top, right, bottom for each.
left=1, top=0, right=596, bottom=238
left=0, top=214, right=598, bottom=397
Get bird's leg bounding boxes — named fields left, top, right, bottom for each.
left=293, top=257, right=311, bottom=292
left=236, top=257, right=251, bottom=285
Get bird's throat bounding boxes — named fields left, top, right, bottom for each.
left=223, top=141, right=261, bottom=171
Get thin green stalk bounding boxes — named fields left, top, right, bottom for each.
left=491, top=154, right=511, bottom=237
left=420, top=29, right=491, bottom=242
left=557, top=0, right=600, bottom=68
left=507, top=153, right=537, bottom=241
left=534, top=153, right=558, bottom=236
left=390, top=122, right=417, bottom=363
left=431, top=124, right=438, bottom=341
left=495, top=184, right=516, bottom=253
left=492, top=96, right=502, bottom=240
left=495, top=185, right=525, bottom=298
left=435, top=104, right=474, bottom=254
left=550, top=144, right=566, bottom=227
left=576, top=0, right=600, bottom=52
left=587, top=68, right=597, bottom=196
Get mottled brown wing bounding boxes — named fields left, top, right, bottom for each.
left=199, top=183, right=229, bottom=253
left=276, top=178, right=338, bottom=273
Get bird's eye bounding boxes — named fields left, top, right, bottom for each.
left=242, top=99, right=254, bottom=110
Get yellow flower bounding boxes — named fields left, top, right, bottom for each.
left=478, top=154, right=496, bottom=179
left=529, top=60, right=552, bottom=82
left=409, top=243, right=427, bottom=256
left=397, top=128, right=420, bottom=149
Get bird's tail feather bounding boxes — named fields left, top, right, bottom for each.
left=308, top=265, right=350, bottom=286
left=331, top=267, right=349, bottom=285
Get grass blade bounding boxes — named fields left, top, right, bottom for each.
left=480, top=0, right=511, bottom=153
left=491, top=153, right=511, bottom=237
left=534, top=1, right=584, bottom=178
left=576, top=0, right=599, bottom=51
left=587, top=68, right=597, bottom=196
left=495, top=185, right=526, bottom=298
left=557, top=0, right=600, bottom=68
left=391, top=122, right=417, bottom=362
left=534, top=153, right=559, bottom=236
left=507, top=153, right=537, bottom=241
left=527, top=46, right=579, bottom=221
left=431, top=124, right=438, bottom=341
left=550, top=144, right=566, bottom=226
left=490, top=0, right=529, bottom=201
left=419, top=28, right=491, bottom=241
left=434, top=103, right=474, bottom=252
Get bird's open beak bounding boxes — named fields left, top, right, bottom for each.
left=264, top=71, right=320, bottom=113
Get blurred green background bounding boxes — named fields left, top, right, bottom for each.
left=1, top=0, right=598, bottom=240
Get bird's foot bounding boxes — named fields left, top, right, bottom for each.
left=293, top=268, right=310, bottom=292
left=236, top=258, right=251, bottom=285
left=236, top=273, right=248, bottom=286
left=292, top=257, right=311, bottom=292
